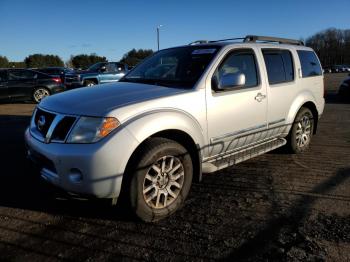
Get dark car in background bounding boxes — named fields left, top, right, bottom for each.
left=37, top=67, right=80, bottom=89
left=338, top=75, right=350, bottom=100
left=0, top=69, right=65, bottom=103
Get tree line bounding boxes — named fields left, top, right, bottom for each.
left=0, top=49, right=153, bottom=69
left=2, top=28, right=349, bottom=70
left=305, top=28, right=349, bottom=66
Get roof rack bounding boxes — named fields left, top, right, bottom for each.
left=244, top=35, right=304, bottom=46
left=189, top=35, right=304, bottom=46
left=189, top=40, right=210, bottom=45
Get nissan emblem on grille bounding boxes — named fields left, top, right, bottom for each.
left=37, top=115, right=46, bottom=131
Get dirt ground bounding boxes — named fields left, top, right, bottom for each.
left=0, top=73, right=349, bottom=261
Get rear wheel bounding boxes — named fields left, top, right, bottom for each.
left=32, top=87, right=50, bottom=103
left=125, top=138, right=193, bottom=222
left=84, top=80, right=96, bottom=87
left=287, top=107, right=314, bottom=153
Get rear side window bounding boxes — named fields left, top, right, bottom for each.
left=297, top=50, right=322, bottom=77
left=262, top=49, right=294, bottom=85
left=8, top=70, right=37, bottom=80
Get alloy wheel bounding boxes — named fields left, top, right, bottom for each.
left=143, top=155, right=184, bottom=209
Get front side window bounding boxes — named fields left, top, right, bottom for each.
left=0, top=71, right=7, bottom=82
left=121, top=46, right=221, bottom=88
left=263, top=49, right=294, bottom=85
left=213, top=49, right=259, bottom=90
left=106, top=63, right=116, bottom=72
left=297, top=50, right=322, bottom=77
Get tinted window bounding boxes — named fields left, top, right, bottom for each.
left=263, top=49, right=294, bottom=85
left=8, top=70, right=37, bottom=80
left=106, top=63, right=116, bottom=72
left=297, top=50, right=322, bottom=77
left=115, top=63, right=125, bottom=72
left=0, top=71, right=7, bottom=82
left=214, top=49, right=259, bottom=89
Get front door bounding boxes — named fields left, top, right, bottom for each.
left=7, top=70, right=36, bottom=100
left=0, top=70, right=8, bottom=100
left=206, top=48, right=268, bottom=158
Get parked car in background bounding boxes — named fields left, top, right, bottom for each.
left=338, top=75, right=350, bottom=99
left=77, top=62, right=129, bottom=87
left=0, top=69, right=65, bottom=103
left=25, top=35, right=324, bottom=222
left=37, top=67, right=80, bottom=89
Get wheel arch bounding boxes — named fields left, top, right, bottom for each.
left=286, top=92, right=319, bottom=134
left=121, top=108, right=206, bottom=185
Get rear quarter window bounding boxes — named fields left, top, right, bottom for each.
left=297, top=50, right=322, bottom=77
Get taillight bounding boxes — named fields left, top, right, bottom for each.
left=52, top=77, right=61, bottom=83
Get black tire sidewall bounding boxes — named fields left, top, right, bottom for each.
left=290, top=108, right=314, bottom=153
left=129, top=139, right=193, bottom=222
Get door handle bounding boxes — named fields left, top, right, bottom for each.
left=255, top=93, right=266, bottom=102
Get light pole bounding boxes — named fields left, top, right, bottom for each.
left=157, top=25, right=163, bottom=51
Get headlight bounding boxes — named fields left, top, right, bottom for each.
left=67, top=117, right=120, bottom=143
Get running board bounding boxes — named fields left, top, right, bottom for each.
left=202, top=138, right=287, bottom=173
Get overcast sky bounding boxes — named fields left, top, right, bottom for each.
left=0, top=0, right=349, bottom=62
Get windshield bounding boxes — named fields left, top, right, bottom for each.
left=120, top=46, right=220, bottom=88
left=88, top=63, right=105, bottom=72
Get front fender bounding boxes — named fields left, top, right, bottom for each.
left=123, top=109, right=206, bottom=153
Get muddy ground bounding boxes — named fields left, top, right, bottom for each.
left=0, top=73, right=349, bottom=261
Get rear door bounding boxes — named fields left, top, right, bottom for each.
left=7, top=69, right=37, bottom=100
left=0, top=70, right=9, bottom=100
left=260, top=48, right=296, bottom=136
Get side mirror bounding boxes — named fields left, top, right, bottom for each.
left=214, top=73, right=246, bottom=90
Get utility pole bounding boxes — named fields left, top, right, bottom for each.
left=157, top=25, right=163, bottom=51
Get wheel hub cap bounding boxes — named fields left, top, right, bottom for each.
left=296, top=114, right=311, bottom=147
left=143, top=155, right=185, bottom=209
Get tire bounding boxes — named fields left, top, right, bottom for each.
left=125, top=137, right=193, bottom=222
left=287, top=107, right=314, bottom=153
left=84, top=80, right=96, bottom=87
left=32, top=87, right=50, bottom=103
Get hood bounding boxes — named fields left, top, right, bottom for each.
left=39, top=82, right=189, bottom=116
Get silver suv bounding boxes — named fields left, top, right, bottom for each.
left=25, top=35, right=325, bottom=222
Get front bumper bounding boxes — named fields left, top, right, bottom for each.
left=24, top=127, right=139, bottom=199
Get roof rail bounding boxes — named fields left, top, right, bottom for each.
left=189, top=35, right=304, bottom=46
left=189, top=38, right=244, bottom=45
left=244, top=35, right=304, bottom=46
left=189, top=40, right=209, bottom=45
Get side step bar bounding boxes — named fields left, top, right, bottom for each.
left=202, top=138, right=287, bottom=173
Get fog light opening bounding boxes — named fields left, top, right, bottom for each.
left=69, top=168, right=83, bottom=183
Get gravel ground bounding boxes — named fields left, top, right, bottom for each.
left=0, top=74, right=349, bottom=261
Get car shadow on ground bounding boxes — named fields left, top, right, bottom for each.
left=0, top=107, right=349, bottom=260
left=224, top=166, right=350, bottom=261
left=0, top=114, right=134, bottom=222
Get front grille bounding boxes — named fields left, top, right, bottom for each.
left=31, top=108, right=77, bottom=143
left=51, top=116, right=76, bottom=141
left=34, top=108, right=56, bottom=137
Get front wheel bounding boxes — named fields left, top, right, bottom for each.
left=287, top=107, right=314, bottom=153
left=32, top=87, right=50, bottom=103
left=84, top=80, right=96, bottom=87
left=125, top=138, right=193, bottom=222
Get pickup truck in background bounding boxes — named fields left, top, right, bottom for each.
left=77, top=62, right=129, bottom=87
